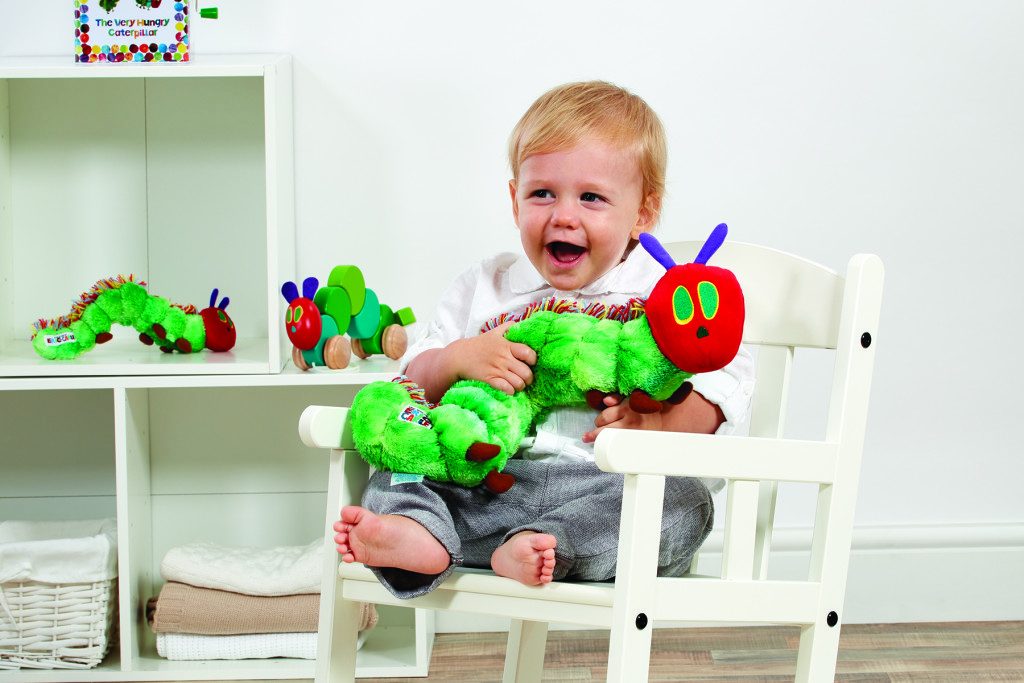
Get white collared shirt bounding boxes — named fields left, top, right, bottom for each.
left=400, top=247, right=755, bottom=478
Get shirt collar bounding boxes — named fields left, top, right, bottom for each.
left=508, top=243, right=662, bottom=298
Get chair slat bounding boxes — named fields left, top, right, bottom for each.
left=595, top=430, right=839, bottom=483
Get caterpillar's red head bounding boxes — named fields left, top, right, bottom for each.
left=640, top=225, right=744, bottom=374
left=282, top=277, right=322, bottom=350
left=201, top=288, right=237, bottom=352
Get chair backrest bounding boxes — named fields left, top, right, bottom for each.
left=662, top=240, right=883, bottom=581
left=667, top=240, right=845, bottom=349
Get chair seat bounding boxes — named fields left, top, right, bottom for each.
left=338, top=562, right=618, bottom=627
left=338, top=562, right=822, bottom=627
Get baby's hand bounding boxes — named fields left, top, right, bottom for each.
left=450, top=322, right=536, bottom=395
left=582, top=393, right=663, bottom=443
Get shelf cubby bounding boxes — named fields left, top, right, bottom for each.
left=0, top=55, right=295, bottom=377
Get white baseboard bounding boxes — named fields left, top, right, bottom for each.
left=435, top=522, right=1024, bottom=633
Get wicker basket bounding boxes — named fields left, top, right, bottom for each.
left=0, top=519, right=118, bottom=670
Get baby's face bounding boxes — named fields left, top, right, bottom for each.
left=510, top=140, right=652, bottom=293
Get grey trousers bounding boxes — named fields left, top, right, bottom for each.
left=362, top=458, right=714, bottom=599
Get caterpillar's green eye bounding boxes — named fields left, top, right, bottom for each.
left=673, top=286, right=694, bottom=325
left=698, top=281, right=719, bottom=320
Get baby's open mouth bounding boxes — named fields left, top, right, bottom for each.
left=547, top=242, right=586, bottom=264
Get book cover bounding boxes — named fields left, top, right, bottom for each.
left=75, top=1, right=189, bottom=64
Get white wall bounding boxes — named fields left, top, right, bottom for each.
left=5, top=1, right=1023, bottom=621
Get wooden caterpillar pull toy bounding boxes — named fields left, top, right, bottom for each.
left=282, top=265, right=416, bottom=370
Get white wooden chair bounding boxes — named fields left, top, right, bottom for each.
left=300, top=240, right=884, bottom=682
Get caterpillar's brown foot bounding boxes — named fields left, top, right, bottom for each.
left=585, top=390, right=624, bottom=411
left=666, top=381, right=694, bottom=405
left=483, top=469, right=515, bottom=494
left=466, top=442, right=501, bottom=462
left=152, top=324, right=167, bottom=341
left=176, top=338, right=193, bottom=353
left=96, top=332, right=113, bottom=344
left=139, top=333, right=154, bottom=346
left=628, top=390, right=663, bottom=414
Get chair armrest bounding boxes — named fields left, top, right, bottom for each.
left=299, top=405, right=356, bottom=450
left=594, top=428, right=839, bottom=484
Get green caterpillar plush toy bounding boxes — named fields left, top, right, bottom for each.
left=350, top=225, right=745, bottom=493
left=32, top=275, right=237, bottom=359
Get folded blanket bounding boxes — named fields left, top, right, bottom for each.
left=161, top=539, right=322, bottom=596
left=146, top=581, right=377, bottom=635
left=156, top=632, right=319, bottom=660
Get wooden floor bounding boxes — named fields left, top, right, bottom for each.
left=366, top=621, right=1024, bottom=682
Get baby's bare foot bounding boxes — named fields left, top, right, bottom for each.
left=491, top=531, right=557, bottom=586
left=333, top=506, right=450, bottom=574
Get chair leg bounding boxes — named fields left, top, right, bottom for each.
left=793, top=618, right=841, bottom=683
left=316, top=583, right=361, bottom=683
left=606, top=473, right=664, bottom=683
left=502, top=619, right=548, bottom=683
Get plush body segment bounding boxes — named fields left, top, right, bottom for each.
left=351, top=310, right=693, bottom=490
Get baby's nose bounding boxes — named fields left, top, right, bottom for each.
left=551, top=201, right=580, bottom=227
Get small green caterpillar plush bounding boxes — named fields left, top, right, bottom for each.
left=32, top=275, right=237, bottom=360
left=350, top=225, right=745, bottom=493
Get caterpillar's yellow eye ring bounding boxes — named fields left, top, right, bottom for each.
left=698, top=281, right=719, bottom=320
left=673, top=286, right=694, bottom=325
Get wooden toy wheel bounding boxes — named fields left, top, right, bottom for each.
left=292, top=345, right=311, bottom=371
left=382, top=324, right=408, bottom=360
left=325, top=335, right=352, bottom=369
left=351, top=337, right=370, bottom=360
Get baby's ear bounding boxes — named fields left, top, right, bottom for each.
left=631, top=193, right=661, bottom=237
left=509, top=179, right=520, bottom=225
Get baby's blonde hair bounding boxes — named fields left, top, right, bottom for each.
left=508, top=81, right=667, bottom=215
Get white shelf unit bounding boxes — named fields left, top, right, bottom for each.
left=0, top=55, right=295, bottom=377
left=0, top=55, right=433, bottom=681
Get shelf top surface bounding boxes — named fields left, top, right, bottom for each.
left=0, top=53, right=290, bottom=79
left=0, top=357, right=402, bottom=390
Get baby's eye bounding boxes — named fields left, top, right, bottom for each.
left=580, top=192, right=604, bottom=203
left=530, top=189, right=554, bottom=199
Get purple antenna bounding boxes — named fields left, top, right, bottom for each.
left=218, top=296, right=230, bottom=310
left=209, top=288, right=219, bottom=308
left=281, top=281, right=299, bottom=303
left=695, top=223, right=728, bottom=265
left=302, top=276, right=319, bottom=300
left=639, top=232, right=677, bottom=270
